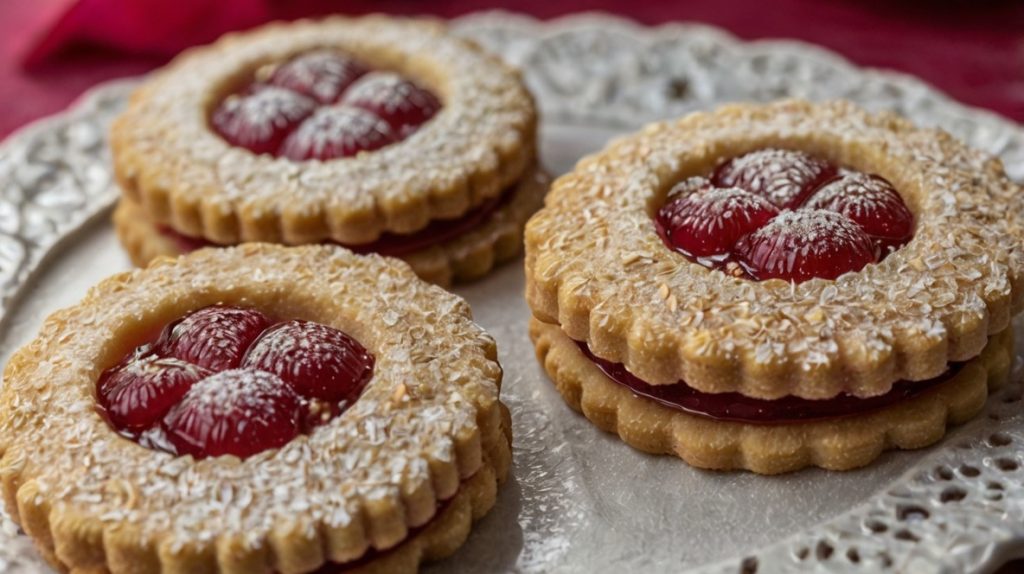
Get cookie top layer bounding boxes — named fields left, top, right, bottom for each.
left=525, top=100, right=1024, bottom=400
left=111, top=16, right=537, bottom=245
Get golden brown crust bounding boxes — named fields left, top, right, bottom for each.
left=110, top=15, right=538, bottom=245
left=344, top=404, right=511, bottom=574
left=113, top=198, right=171, bottom=268
left=113, top=167, right=549, bottom=287
left=14, top=427, right=511, bottom=574
left=0, top=244, right=512, bottom=573
left=343, top=457, right=497, bottom=574
left=529, top=317, right=1011, bottom=474
left=525, top=100, right=1024, bottom=399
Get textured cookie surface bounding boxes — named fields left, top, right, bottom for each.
left=114, top=166, right=549, bottom=286
left=0, top=244, right=512, bottom=573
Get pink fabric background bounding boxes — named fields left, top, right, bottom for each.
left=1, top=0, right=1022, bottom=141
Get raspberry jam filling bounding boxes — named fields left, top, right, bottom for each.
left=211, top=50, right=441, bottom=159
left=655, top=149, right=914, bottom=283
left=156, top=180, right=516, bottom=256
left=97, top=305, right=374, bottom=459
left=577, top=341, right=960, bottom=424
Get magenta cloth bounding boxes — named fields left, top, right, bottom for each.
left=21, top=0, right=270, bottom=66
left=2, top=0, right=1023, bottom=141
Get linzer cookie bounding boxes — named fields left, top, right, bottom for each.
left=110, top=16, right=545, bottom=286
left=525, top=99, right=1024, bottom=474
left=0, top=244, right=511, bottom=572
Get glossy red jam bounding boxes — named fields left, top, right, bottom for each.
left=156, top=181, right=516, bottom=256
left=656, top=149, right=914, bottom=283
left=577, top=341, right=958, bottom=424
left=211, top=50, right=441, bottom=160
left=97, top=305, right=374, bottom=459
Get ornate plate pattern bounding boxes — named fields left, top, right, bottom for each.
left=0, top=11, right=1022, bottom=574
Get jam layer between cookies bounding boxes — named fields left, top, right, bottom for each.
left=158, top=179, right=519, bottom=256
left=212, top=49, right=441, bottom=160
left=656, top=148, right=915, bottom=283
left=576, top=339, right=961, bottom=425
left=97, top=305, right=374, bottom=459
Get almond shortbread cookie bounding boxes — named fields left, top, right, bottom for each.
left=110, top=16, right=545, bottom=285
left=1, top=244, right=512, bottom=572
left=525, top=99, right=1024, bottom=472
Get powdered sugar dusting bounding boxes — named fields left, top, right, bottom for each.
left=805, top=172, right=915, bottom=247
left=122, top=354, right=207, bottom=379
left=226, top=55, right=433, bottom=160
left=161, top=367, right=302, bottom=459
left=657, top=185, right=780, bottom=259
left=807, top=173, right=891, bottom=216
left=343, top=72, right=442, bottom=134
left=244, top=320, right=374, bottom=402
left=160, top=306, right=271, bottom=370
left=99, top=354, right=211, bottom=432
left=280, top=107, right=395, bottom=160
left=175, top=368, right=291, bottom=418
left=672, top=187, right=775, bottom=234
left=758, top=209, right=863, bottom=246
left=239, top=88, right=314, bottom=135
left=665, top=176, right=714, bottom=200
left=102, top=306, right=376, bottom=457
left=735, top=209, right=875, bottom=281
left=211, top=87, right=316, bottom=153
left=267, top=49, right=367, bottom=104
left=714, top=148, right=835, bottom=208
left=659, top=155, right=914, bottom=280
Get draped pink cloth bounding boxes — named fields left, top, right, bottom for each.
left=2, top=0, right=1022, bottom=135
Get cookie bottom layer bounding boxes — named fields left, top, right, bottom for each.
left=20, top=403, right=512, bottom=574
left=529, top=318, right=1012, bottom=474
left=114, top=168, right=549, bottom=287
left=336, top=402, right=512, bottom=574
